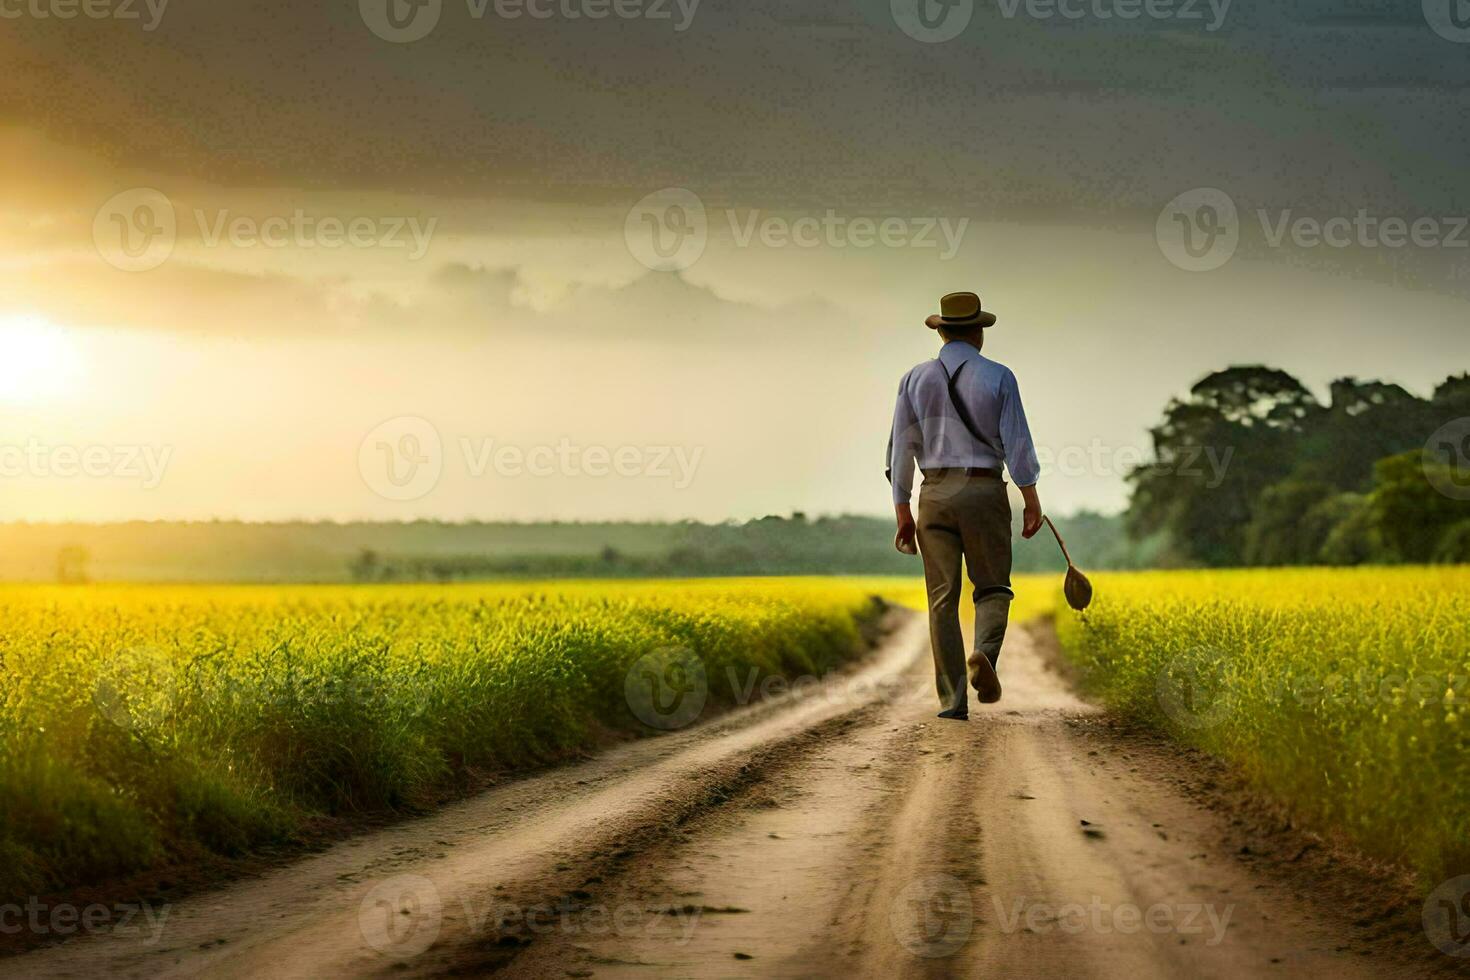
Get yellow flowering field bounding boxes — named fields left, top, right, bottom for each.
left=0, top=578, right=899, bottom=900
left=1053, top=566, right=1470, bottom=884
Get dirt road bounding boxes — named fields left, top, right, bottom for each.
left=5, top=612, right=1452, bottom=979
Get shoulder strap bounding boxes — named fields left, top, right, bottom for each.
left=938, top=358, right=1002, bottom=457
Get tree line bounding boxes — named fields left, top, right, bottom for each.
left=1126, top=367, right=1470, bottom=567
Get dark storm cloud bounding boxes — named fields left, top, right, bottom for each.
left=3, top=0, right=1468, bottom=221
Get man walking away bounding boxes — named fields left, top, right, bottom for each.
left=887, top=291, right=1043, bottom=720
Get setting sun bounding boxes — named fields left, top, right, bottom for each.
left=0, top=313, right=83, bottom=404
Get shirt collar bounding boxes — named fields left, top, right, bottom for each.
left=939, top=340, right=980, bottom=375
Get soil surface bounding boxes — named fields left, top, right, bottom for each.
left=5, top=612, right=1463, bottom=979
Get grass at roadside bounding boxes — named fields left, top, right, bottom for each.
left=0, top=578, right=898, bottom=902
left=1052, top=566, right=1470, bottom=886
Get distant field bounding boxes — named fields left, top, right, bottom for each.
left=0, top=521, right=686, bottom=581
left=1054, top=566, right=1470, bottom=885
left=0, top=515, right=1128, bottom=582
left=0, top=577, right=927, bottom=902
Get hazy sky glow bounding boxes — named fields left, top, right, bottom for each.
left=2, top=1, right=1468, bottom=521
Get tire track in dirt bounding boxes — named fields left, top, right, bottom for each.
left=447, top=626, right=1454, bottom=980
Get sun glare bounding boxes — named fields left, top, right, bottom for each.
left=0, top=313, right=84, bottom=404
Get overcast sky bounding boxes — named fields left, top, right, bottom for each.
left=1, top=0, right=1468, bottom=521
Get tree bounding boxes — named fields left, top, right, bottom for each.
left=1434, top=521, right=1470, bottom=564
left=1317, top=494, right=1385, bottom=565
left=1369, top=452, right=1470, bottom=562
left=1293, top=378, right=1431, bottom=492
left=1126, top=366, right=1470, bottom=568
left=1242, top=480, right=1335, bottom=566
left=349, top=548, right=381, bottom=582
left=1432, top=373, right=1470, bottom=414
left=56, top=545, right=90, bottom=584
left=1128, top=367, right=1321, bottom=566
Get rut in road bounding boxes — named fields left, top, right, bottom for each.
left=4, top=612, right=1451, bottom=979
left=493, top=626, right=1420, bottom=980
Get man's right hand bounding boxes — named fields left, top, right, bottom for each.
left=894, top=503, right=918, bottom=555
left=1019, top=484, right=1044, bottom=539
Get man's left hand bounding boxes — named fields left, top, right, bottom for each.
left=1019, top=484, right=1044, bottom=539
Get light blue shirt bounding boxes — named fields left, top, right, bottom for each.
left=887, top=341, right=1040, bottom=504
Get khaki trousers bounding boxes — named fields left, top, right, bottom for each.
left=916, top=474, right=1013, bottom=713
